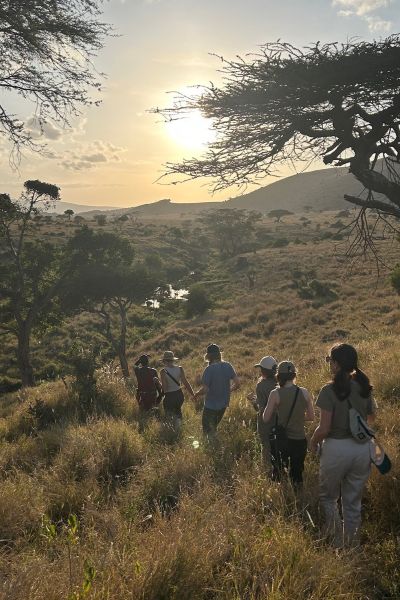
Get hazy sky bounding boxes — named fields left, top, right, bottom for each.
left=1, top=0, right=399, bottom=207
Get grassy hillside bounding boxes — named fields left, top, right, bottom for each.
left=1, top=208, right=400, bottom=599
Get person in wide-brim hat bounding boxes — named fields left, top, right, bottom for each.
left=161, top=350, right=180, bottom=363
left=160, top=350, right=195, bottom=430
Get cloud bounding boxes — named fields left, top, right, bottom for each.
left=365, top=15, right=393, bottom=29
left=59, top=140, right=125, bottom=171
left=333, top=0, right=391, bottom=15
left=333, top=0, right=393, bottom=31
left=25, top=117, right=63, bottom=140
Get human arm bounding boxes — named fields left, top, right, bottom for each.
left=180, top=367, right=195, bottom=397
left=310, top=409, right=333, bottom=451
left=262, top=389, right=279, bottom=423
left=303, top=388, right=315, bottom=421
left=194, top=383, right=208, bottom=398
left=160, top=368, right=167, bottom=392
left=246, top=392, right=258, bottom=411
left=231, top=375, right=240, bottom=392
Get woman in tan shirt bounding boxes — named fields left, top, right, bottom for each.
left=263, top=361, right=314, bottom=486
left=310, top=343, right=376, bottom=548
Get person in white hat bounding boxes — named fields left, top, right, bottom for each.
left=247, top=356, right=278, bottom=476
left=263, top=360, right=314, bottom=487
left=160, top=350, right=195, bottom=430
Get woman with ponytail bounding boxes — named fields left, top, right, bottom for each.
left=310, top=343, right=377, bottom=548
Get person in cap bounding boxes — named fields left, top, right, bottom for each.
left=133, top=354, right=163, bottom=432
left=195, top=343, right=240, bottom=440
left=247, top=356, right=278, bottom=475
left=310, top=343, right=377, bottom=548
left=263, top=360, right=314, bottom=486
left=160, top=350, right=195, bottom=430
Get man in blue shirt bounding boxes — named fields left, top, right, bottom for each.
left=195, top=343, right=240, bottom=440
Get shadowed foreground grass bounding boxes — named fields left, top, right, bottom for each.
left=0, top=332, right=399, bottom=600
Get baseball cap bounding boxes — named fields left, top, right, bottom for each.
left=277, top=360, right=296, bottom=374
left=254, top=356, right=277, bottom=370
left=206, top=343, right=221, bottom=354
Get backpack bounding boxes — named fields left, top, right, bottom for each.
left=135, top=367, right=161, bottom=409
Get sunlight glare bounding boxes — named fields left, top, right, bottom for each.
left=165, top=110, right=216, bottom=151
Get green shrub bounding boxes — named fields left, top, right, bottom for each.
left=185, top=285, right=212, bottom=318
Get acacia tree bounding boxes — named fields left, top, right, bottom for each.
left=158, top=37, right=400, bottom=248
left=200, top=208, right=262, bottom=256
left=67, top=258, right=163, bottom=379
left=0, top=0, right=111, bottom=159
left=0, top=181, right=62, bottom=385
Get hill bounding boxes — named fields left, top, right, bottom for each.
left=112, top=165, right=363, bottom=218
left=54, top=164, right=363, bottom=217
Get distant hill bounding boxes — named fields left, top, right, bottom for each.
left=117, top=166, right=364, bottom=217
left=52, top=201, right=120, bottom=214
left=53, top=164, right=373, bottom=217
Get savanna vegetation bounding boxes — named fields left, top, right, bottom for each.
left=1, top=191, right=400, bottom=598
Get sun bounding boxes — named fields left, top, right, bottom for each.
left=165, top=110, right=216, bottom=151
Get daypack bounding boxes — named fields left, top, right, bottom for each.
left=136, top=367, right=161, bottom=409
left=347, top=397, right=375, bottom=444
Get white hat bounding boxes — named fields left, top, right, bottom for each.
left=254, top=356, right=277, bottom=370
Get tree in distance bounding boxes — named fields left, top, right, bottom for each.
left=94, top=214, right=107, bottom=226
left=66, top=235, right=163, bottom=379
left=0, top=0, right=111, bottom=160
left=64, top=209, right=74, bottom=221
left=200, top=208, right=262, bottom=257
left=268, top=209, right=293, bottom=223
left=159, top=37, right=400, bottom=239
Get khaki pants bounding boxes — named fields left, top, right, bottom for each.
left=319, top=437, right=371, bottom=547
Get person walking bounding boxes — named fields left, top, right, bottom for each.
left=310, top=343, right=376, bottom=548
left=160, top=350, right=195, bottom=430
left=263, top=361, right=314, bottom=486
left=195, top=343, right=240, bottom=441
left=133, top=354, right=163, bottom=432
left=247, top=355, right=278, bottom=475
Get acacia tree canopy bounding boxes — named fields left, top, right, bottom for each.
left=159, top=37, right=400, bottom=221
left=0, top=0, right=111, bottom=159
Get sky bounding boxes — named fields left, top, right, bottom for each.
left=1, top=0, right=399, bottom=208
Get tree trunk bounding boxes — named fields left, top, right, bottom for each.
left=118, top=351, right=130, bottom=379
left=118, top=302, right=130, bottom=379
left=17, top=324, right=34, bottom=387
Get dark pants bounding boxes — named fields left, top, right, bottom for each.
left=271, top=438, right=308, bottom=485
left=202, top=407, right=226, bottom=439
left=163, top=389, right=184, bottom=418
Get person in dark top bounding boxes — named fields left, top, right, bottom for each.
left=133, top=354, right=163, bottom=432
left=195, top=343, right=240, bottom=441
left=247, top=355, right=278, bottom=476
left=263, top=361, right=314, bottom=486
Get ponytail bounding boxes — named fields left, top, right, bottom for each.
left=329, top=343, right=372, bottom=400
left=353, top=367, right=372, bottom=398
left=332, top=369, right=352, bottom=401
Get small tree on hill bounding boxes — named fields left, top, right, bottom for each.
left=200, top=208, right=262, bottom=256
left=94, top=214, right=107, bottom=226
left=268, top=209, right=293, bottom=223
left=64, top=209, right=74, bottom=221
left=158, top=36, right=400, bottom=252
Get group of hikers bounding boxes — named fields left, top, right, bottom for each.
left=134, top=342, right=378, bottom=549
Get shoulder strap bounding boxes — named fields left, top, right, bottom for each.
left=164, top=368, right=181, bottom=387
left=285, top=386, right=300, bottom=428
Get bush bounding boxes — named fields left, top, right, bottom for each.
left=185, top=285, right=212, bottom=318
